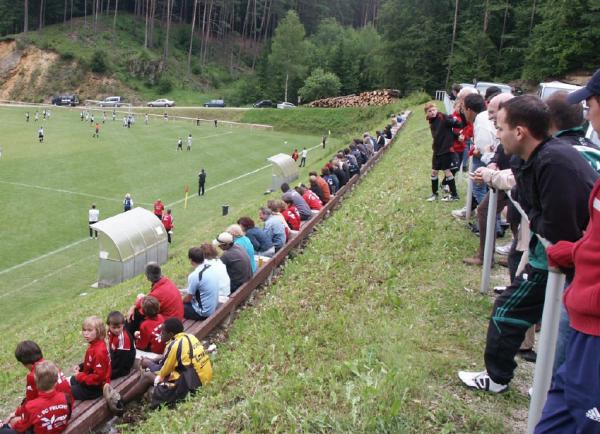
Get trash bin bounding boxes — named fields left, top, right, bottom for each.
left=222, top=204, right=229, bottom=216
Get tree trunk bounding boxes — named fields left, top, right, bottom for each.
left=199, top=0, right=207, bottom=65
left=24, top=0, right=29, bottom=33
left=202, top=0, right=213, bottom=65
left=144, top=0, right=149, bottom=48
left=93, top=0, right=97, bottom=33
left=529, top=0, right=537, bottom=36
left=149, top=0, right=157, bottom=48
left=84, top=0, right=88, bottom=27
left=63, top=0, right=67, bottom=25
left=284, top=72, right=289, bottom=103
left=39, top=0, right=45, bottom=30
left=483, top=0, right=490, bottom=34
left=499, top=0, right=510, bottom=52
left=70, top=0, right=73, bottom=30
left=187, top=0, right=198, bottom=72
left=163, top=0, right=173, bottom=62
left=113, top=0, right=119, bottom=34
left=445, top=0, right=460, bottom=88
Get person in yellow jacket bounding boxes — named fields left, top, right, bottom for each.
left=103, top=318, right=212, bottom=413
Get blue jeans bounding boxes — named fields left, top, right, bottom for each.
left=471, top=157, right=488, bottom=205
left=553, top=279, right=574, bottom=375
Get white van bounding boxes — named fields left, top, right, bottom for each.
left=99, top=96, right=123, bottom=107
left=538, top=81, right=581, bottom=101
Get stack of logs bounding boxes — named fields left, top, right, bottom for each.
left=307, top=89, right=400, bottom=108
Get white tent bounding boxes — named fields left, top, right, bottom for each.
left=90, top=207, right=168, bottom=287
left=267, top=153, right=299, bottom=191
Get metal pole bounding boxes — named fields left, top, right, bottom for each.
left=465, top=157, right=474, bottom=221
left=526, top=269, right=566, bottom=433
left=480, top=188, right=498, bottom=294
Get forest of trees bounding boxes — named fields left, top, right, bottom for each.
left=0, top=0, right=598, bottom=104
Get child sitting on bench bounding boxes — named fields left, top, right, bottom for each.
left=134, top=296, right=166, bottom=354
left=106, top=312, right=136, bottom=380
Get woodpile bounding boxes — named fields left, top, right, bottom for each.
left=307, top=89, right=400, bottom=108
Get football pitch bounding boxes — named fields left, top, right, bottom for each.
left=0, top=105, right=334, bottom=327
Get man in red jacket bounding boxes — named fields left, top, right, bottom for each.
left=153, top=199, right=164, bottom=220
left=125, top=262, right=183, bottom=334
left=3, top=361, right=72, bottom=434
left=161, top=208, right=174, bottom=244
left=536, top=68, right=600, bottom=433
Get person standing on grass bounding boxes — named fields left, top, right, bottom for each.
left=299, top=147, right=307, bottom=167
left=424, top=101, right=463, bottom=202
left=458, top=95, right=598, bottom=394
left=291, top=149, right=299, bottom=162
left=214, top=119, right=218, bottom=128
left=93, top=122, right=100, bottom=138
left=162, top=209, right=174, bottom=244
left=37, top=126, right=44, bottom=143
left=187, top=134, right=192, bottom=151
left=88, top=204, right=99, bottom=239
left=123, top=193, right=133, bottom=212
left=34, top=111, right=39, bottom=122
left=176, top=137, right=183, bottom=151
left=198, top=169, right=206, bottom=196
left=25, top=112, right=29, bottom=122
left=153, top=199, right=164, bottom=220
left=112, top=110, right=116, bottom=121
left=144, top=113, right=148, bottom=125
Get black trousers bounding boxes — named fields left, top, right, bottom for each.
left=484, top=263, right=548, bottom=385
left=89, top=221, right=98, bottom=238
left=199, top=183, right=205, bottom=195
left=299, top=157, right=306, bottom=167
left=70, top=376, right=102, bottom=400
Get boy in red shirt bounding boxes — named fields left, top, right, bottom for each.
left=282, top=198, right=301, bottom=231
left=2, top=361, right=72, bottom=434
left=106, top=312, right=136, bottom=380
left=134, top=296, right=166, bottom=354
left=297, top=186, right=322, bottom=210
left=153, top=199, right=164, bottom=220
left=6, top=341, right=71, bottom=422
left=70, top=316, right=111, bottom=400
left=161, top=208, right=173, bottom=243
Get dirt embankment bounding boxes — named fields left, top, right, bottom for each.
left=0, top=39, right=131, bottom=103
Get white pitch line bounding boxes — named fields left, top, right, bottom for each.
left=0, top=238, right=91, bottom=276
left=0, top=180, right=153, bottom=206
left=165, top=142, right=326, bottom=208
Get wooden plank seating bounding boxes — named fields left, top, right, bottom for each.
left=63, top=111, right=411, bottom=433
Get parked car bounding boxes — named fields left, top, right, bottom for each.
left=253, top=99, right=273, bottom=108
left=538, top=81, right=581, bottom=101
left=147, top=98, right=175, bottom=107
left=203, top=99, right=225, bottom=108
left=475, top=81, right=512, bottom=95
left=99, top=96, right=123, bottom=107
left=277, top=102, right=295, bottom=109
left=51, top=94, right=79, bottom=106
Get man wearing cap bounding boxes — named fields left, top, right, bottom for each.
left=214, top=232, right=253, bottom=293
left=536, top=68, right=600, bottom=433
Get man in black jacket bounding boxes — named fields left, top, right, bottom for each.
left=424, top=102, right=463, bottom=201
left=459, top=95, right=598, bottom=393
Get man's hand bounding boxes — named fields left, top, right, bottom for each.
left=472, top=148, right=481, bottom=158
left=126, top=305, right=136, bottom=321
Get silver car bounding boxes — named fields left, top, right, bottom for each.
left=147, top=98, right=175, bottom=107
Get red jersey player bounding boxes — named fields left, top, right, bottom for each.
left=161, top=208, right=173, bottom=243
left=153, top=199, right=165, bottom=219
left=134, top=296, right=166, bottom=354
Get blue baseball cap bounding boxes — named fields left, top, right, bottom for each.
left=567, top=68, right=600, bottom=104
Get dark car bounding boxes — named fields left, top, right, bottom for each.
left=253, top=99, right=273, bottom=108
left=203, top=99, right=225, bottom=108
left=52, top=95, right=79, bottom=106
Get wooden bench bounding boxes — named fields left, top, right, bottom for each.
left=63, top=111, right=412, bottom=433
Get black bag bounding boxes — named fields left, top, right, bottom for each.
left=151, top=335, right=202, bottom=408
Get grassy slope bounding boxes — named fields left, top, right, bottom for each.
left=0, top=101, right=417, bottom=415
left=128, top=106, right=530, bottom=433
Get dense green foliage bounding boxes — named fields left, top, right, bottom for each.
left=1, top=0, right=598, bottom=103
left=298, top=68, right=342, bottom=102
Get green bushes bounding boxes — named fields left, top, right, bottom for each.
left=89, top=49, right=109, bottom=73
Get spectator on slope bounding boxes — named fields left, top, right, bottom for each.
left=162, top=209, right=174, bottom=244
left=375, top=130, right=386, bottom=152
left=308, top=177, right=326, bottom=204
left=535, top=67, right=600, bottom=434
left=126, top=262, right=183, bottom=334
left=88, top=204, right=99, bottom=239
left=309, top=171, right=331, bottom=204
left=182, top=246, right=221, bottom=320
left=296, top=185, right=323, bottom=211
left=458, top=95, right=598, bottom=394
left=106, top=312, right=136, bottom=380
left=227, top=224, right=257, bottom=273
left=123, top=193, right=133, bottom=212
left=108, top=318, right=212, bottom=411
left=282, top=197, right=301, bottom=231
left=299, top=147, right=307, bottom=167
left=2, top=361, right=73, bottom=434
left=267, top=200, right=290, bottom=241
left=423, top=101, right=462, bottom=201
left=134, top=296, right=166, bottom=355
left=281, top=182, right=311, bottom=221
left=449, top=83, right=462, bottom=101
left=343, top=148, right=360, bottom=177
left=463, top=92, right=514, bottom=266
left=331, top=157, right=349, bottom=187
left=214, top=232, right=253, bottom=293
left=6, top=341, right=72, bottom=425
left=451, top=86, right=478, bottom=174
left=70, top=316, right=111, bottom=401
left=322, top=167, right=338, bottom=195
left=153, top=198, right=164, bottom=220
left=237, top=217, right=275, bottom=258
left=259, top=206, right=286, bottom=252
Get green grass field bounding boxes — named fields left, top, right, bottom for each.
left=0, top=104, right=341, bottom=411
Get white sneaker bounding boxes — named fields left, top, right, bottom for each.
left=426, top=194, right=438, bottom=202
left=452, top=207, right=467, bottom=219
left=495, top=243, right=511, bottom=256
left=458, top=370, right=508, bottom=393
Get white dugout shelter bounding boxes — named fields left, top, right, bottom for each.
left=268, top=153, right=299, bottom=191
left=90, top=207, right=168, bottom=287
